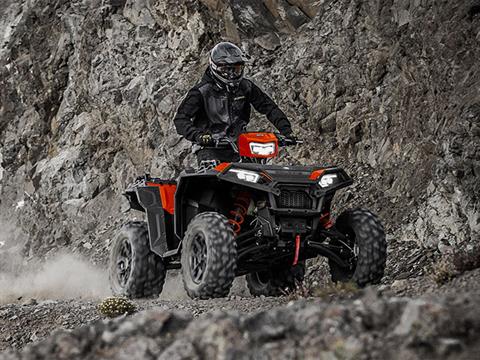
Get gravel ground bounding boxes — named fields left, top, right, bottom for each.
left=0, top=289, right=292, bottom=351
left=2, top=263, right=479, bottom=353
left=0, top=272, right=289, bottom=351
left=1, top=237, right=478, bottom=352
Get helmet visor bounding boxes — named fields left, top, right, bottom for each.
left=216, top=63, right=244, bottom=81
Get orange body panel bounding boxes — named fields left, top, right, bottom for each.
left=146, top=182, right=176, bottom=214
left=214, top=162, right=231, bottom=172
left=238, top=132, right=279, bottom=159
left=309, top=169, right=325, bottom=180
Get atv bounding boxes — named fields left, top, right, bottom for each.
left=109, top=132, right=387, bottom=299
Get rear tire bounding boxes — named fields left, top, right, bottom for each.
left=247, top=262, right=305, bottom=297
left=181, top=212, right=237, bottom=299
left=109, top=221, right=166, bottom=298
left=328, top=209, right=386, bottom=286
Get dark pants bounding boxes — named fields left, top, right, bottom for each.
left=196, top=148, right=240, bottom=165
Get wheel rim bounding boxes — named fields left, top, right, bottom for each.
left=254, top=271, right=271, bottom=286
left=332, top=226, right=358, bottom=271
left=116, top=238, right=132, bottom=287
left=342, top=230, right=358, bottom=270
left=189, top=232, right=208, bottom=284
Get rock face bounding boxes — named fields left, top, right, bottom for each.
left=0, top=0, right=479, bottom=260
left=1, top=1, right=480, bottom=358
left=1, top=290, right=480, bottom=360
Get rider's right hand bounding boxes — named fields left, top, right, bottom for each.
left=196, top=132, right=214, bottom=146
left=278, top=132, right=299, bottom=145
left=284, top=133, right=298, bottom=145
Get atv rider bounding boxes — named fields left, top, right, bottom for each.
left=174, top=42, right=296, bottom=164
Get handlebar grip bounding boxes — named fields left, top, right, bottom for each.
left=281, top=139, right=303, bottom=146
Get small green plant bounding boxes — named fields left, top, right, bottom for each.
left=97, top=297, right=137, bottom=318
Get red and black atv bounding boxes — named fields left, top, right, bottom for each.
left=109, top=132, right=386, bottom=299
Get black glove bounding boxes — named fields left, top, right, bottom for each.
left=196, top=132, right=214, bottom=146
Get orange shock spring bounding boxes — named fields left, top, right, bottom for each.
left=228, top=192, right=251, bottom=234
left=319, top=212, right=333, bottom=229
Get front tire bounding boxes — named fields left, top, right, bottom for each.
left=328, top=209, right=387, bottom=286
left=109, top=221, right=166, bottom=298
left=181, top=212, right=237, bottom=299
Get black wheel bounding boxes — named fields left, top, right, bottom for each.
left=109, top=221, right=166, bottom=298
left=328, top=209, right=386, bottom=286
left=181, top=212, right=237, bottom=299
left=246, top=262, right=305, bottom=297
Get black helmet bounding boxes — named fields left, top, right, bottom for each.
left=209, top=42, right=247, bottom=90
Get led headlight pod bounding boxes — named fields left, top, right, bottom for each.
left=319, top=174, right=338, bottom=188
left=229, top=169, right=260, bottom=183
left=249, top=142, right=276, bottom=156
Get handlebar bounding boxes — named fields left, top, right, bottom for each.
left=209, top=133, right=303, bottom=149
left=214, top=138, right=235, bottom=147
left=276, top=134, right=304, bottom=147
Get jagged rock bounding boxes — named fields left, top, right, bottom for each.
left=254, top=32, right=281, bottom=51
left=1, top=291, right=480, bottom=359
left=320, top=112, right=336, bottom=134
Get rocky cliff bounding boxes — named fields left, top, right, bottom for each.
left=1, top=0, right=480, bottom=358
left=1, top=0, right=479, bottom=260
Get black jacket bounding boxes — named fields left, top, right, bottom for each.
left=173, top=69, right=292, bottom=142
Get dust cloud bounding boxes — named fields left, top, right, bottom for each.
left=0, top=221, right=110, bottom=304
left=0, top=252, right=111, bottom=304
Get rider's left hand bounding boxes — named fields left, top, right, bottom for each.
left=196, top=132, right=214, bottom=146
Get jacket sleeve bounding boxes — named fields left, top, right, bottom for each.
left=247, top=80, right=292, bottom=135
left=173, top=88, right=204, bottom=142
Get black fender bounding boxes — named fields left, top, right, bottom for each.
left=135, top=186, right=171, bottom=256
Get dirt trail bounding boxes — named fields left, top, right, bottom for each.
left=1, top=256, right=479, bottom=352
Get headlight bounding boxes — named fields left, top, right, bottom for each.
left=319, top=174, right=338, bottom=188
left=249, top=142, right=276, bottom=156
left=229, top=169, right=260, bottom=183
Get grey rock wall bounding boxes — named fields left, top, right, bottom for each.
left=0, top=0, right=479, bottom=260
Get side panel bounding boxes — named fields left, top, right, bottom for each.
left=146, top=182, right=176, bottom=214
left=136, top=186, right=176, bottom=256
left=174, top=174, right=225, bottom=240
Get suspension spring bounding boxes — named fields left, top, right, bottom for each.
left=228, top=191, right=251, bottom=234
